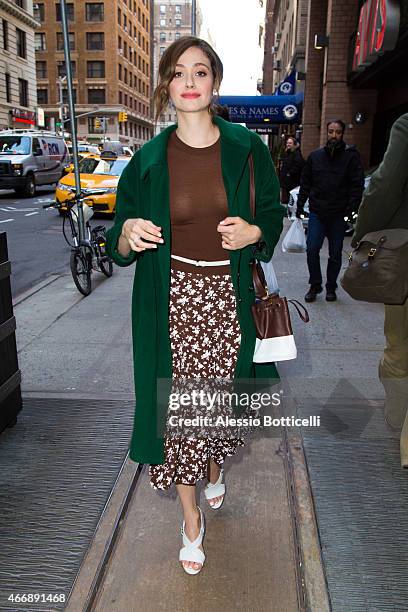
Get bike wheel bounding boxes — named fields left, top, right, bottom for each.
left=98, top=246, right=113, bottom=277
left=70, top=250, right=92, bottom=296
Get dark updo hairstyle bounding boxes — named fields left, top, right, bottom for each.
left=153, top=36, right=223, bottom=124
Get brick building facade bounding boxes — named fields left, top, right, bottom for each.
left=34, top=0, right=154, bottom=148
left=264, top=0, right=408, bottom=168
left=0, top=0, right=39, bottom=130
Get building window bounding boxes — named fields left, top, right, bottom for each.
left=88, top=89, right=105, bottom=104
left=16, top=28, right=27, bottom=58
left=123, top=14, right=127, bottom=30
left=57, top=32, right=75, bottom=50
left=87, top=60, right=105, bottom=78
left=124, top=41, right=127, bottom=58
left=160, top=4, right=166, bottom=13
left=160, top=18, right=165, bottom=26
left=56, top=3, right=74, bottom=21
left=118, top=8, right=121, bottom=25
left=58, top=61, right=76, bottom=78
left=124, top=94, right=128, bottom=106
left=124, top=67, right=128, bottom=84
left=160, top=46, right=165, bottom=56
left=18, top=78, right=28, bottom=107
left=37, top=89, right=48, bottom=104
left=86, top=32, right=104, bottom=50
left=14, top=0, right=25, bottom=7
left=175, top=32, right=180, bottom=40
left=129, top=73, right=132, bottom=87
left=160, top=32, right=165, bottom=42
left=34, top=3, right=45, bottom=21
left=118, top=63, right=122, bottom=80
left=175, top=19, right=181, bottom=27
left=35, top=32, right=46, bottom=51
left=119, top=91, right=122, bottom=103
left=146, top=17, right=149, bottom=29
left=36, top=60, right=47, bottom=79
left=85, top=3, right=104, bottom=21
left=62, top=88, right=77, bottom=104
left=5, top=73, right=11, bottom=103
left=3, top=20, right=9, bottom=51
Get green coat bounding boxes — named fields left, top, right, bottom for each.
left=105, top=116, right=285, bottom=464
left=352, top=113, right=408, bottom=247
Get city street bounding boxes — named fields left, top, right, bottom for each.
left=0, top=188, right=113, bottom=298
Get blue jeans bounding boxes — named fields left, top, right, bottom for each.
left=306, top=212, right=347, bottom=290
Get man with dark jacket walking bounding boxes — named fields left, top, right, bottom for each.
left=297, top=120, right=365, bottom=302
left=279, top=136, right=305, bottom=204
left=352, top=113, right=408, bottom=467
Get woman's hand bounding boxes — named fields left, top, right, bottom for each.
left=121, top=218, right=163, bottom=252
left=217, top=217, right=262, bottom=250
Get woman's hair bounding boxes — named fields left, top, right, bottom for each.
left=153, top=36, right=223, bottom=124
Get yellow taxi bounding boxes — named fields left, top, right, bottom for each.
left=55, top=152, right=130, bottom=216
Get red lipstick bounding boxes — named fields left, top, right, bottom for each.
left=181, top=93, right=201, bottom=99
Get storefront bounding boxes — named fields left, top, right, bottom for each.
left=349, top=0, right=408, bottom=166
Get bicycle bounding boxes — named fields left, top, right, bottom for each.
left=43, top=190, right=113, bottom=296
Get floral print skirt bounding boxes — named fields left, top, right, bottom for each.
left=149, top=267, right=245, bottom=490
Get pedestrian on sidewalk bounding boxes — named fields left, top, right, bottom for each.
left=105, top=36, right=284, bottom=575
left=352, top=113, right=408, bottom=466
left=296, top=120, right=364, bottom=302
left=279, top=136, right=305, bottom=205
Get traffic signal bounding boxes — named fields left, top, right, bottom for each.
left=95, top=118, right=101, bottom=129
left=118, top=111, right=128, bottom=123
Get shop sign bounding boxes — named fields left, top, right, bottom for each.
left=11, top=108, right=35, bottom=125
left=37, top=108, right=45, bottom=128
left=353, top=0, right=400, bottom=72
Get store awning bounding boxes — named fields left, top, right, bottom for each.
left=218, top=92, right=303, bottom=124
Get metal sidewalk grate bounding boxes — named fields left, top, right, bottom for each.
left=0, top=397, right=134, bottom=611
left=300, top=402, right=408, bottom=611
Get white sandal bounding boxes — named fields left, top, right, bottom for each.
left=179, top=506, right=205, bottom=575
left=204, top=468, right=226, bottom=509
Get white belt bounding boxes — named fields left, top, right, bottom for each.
left=171, top=254, right=230, bottom=267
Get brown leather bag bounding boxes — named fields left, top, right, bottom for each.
left=248, top=154, right=309, bottom=362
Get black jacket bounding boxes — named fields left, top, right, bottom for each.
left=279, top=149, right=306, bottom=191
left=297, top=141, right=365, bottom=217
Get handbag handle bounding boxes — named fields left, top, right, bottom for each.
left=288, top=299, right=310, bottom=323
left=249, top=154, right=268, bottom=299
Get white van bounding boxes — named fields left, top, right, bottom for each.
left=0, top=129, right=69, bottom=197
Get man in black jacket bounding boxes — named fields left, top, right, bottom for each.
left=296, top=120, right=365, bottom=302
left=279, top=136, right=305, bottom=204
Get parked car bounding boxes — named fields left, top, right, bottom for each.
left=287, top=173, right=373, bottom=235
left=55, top=151, right=130, bottom=216
left=0, top=129, right=69, bottom=197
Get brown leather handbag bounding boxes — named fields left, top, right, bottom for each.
left=248, top=155, right=310, bottom=362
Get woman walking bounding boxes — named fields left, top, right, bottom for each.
left=106, top=36, right=284, bottom=575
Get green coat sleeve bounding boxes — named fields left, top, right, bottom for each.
left=251, top=135, right=285, bottom=261
left=352, top=115, right=408, bottom=247
left=105, top=154, right=141, bottom=266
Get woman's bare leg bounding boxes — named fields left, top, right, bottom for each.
left=176, top=484, right=203, bottom=572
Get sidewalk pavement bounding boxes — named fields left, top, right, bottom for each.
left=3, top=218, right=405, bottom=612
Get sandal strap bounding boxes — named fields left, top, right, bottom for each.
left=180, top=507, right=205, bottom=548
left=179, top=546, right=205, bottom=565
left=204, top=482, right=225, bottom=500
left=204, top=469, right=225, bottom=500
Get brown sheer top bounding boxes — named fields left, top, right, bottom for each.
left=167, top=130, right=230, bottom=274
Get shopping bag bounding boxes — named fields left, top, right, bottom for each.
left=259, top=260, right=279, bottom=294
left=282, top=218, right=307, bottom=253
